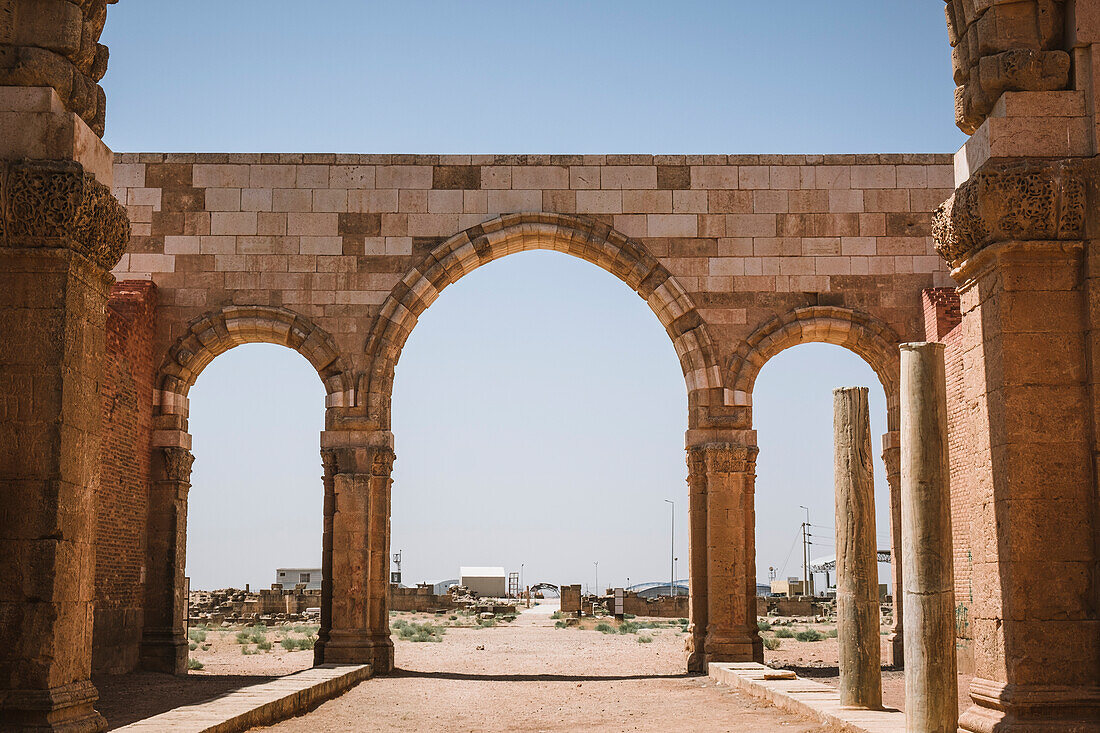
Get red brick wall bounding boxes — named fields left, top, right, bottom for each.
left=921, top=287, right=974, bottom=674
left=93, top=280, right=157, bottom=675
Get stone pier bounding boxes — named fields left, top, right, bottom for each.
left=899, top=343, right=956, bottom=732
left=833, top=387, right=882, bottom=710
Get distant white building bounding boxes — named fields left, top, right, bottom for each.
left=460, top=567, right=506, bottom=597
left=276, top=568, right=321, bottom=590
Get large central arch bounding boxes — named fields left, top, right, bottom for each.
left=361, top=212, right=725, bottom=432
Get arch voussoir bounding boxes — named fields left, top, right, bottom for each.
left=362, top=212, right=725, bottom=430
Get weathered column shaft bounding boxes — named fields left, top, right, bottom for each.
left=139, top=447, right=193, bottom=675
left=685, top=447, right=709, bottom=672
left=314, top=449, right=338, bottom=666
left=882, top=434, right=904, bottom=668
left=900, top=342, right=957, bottom=733
left=833, top=387, right=882, bottom=710
left=698, top=442, right=761, bottom=664
left=365, top=448, right=394, bottom=672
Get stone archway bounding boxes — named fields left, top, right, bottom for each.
left=141, top=305, right=354, bottom=675
left=725, top=306, right=901, bottom=423
left=361, top=212, right=725, bottom=432
left=357, top=212, right=726, bottom=671
left=728, top=305, right=906, bottom=664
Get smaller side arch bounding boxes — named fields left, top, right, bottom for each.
left=155, top=305, right=355, bottom=424
left=726, top=306, right=902, bottom=427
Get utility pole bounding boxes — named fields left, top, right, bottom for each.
left=799, top=506, right=811, bottom=597
left=664, top=499, right=675, bottom=597
left=594, top=561, right=599, bottom=596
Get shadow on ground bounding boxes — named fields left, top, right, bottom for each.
left=94, top=672, right=282, bottom=729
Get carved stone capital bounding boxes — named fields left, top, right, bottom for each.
left=688, top=442, right=758, bottom=475
left=370, top=446, right=395, bottom=478
left=932, top=159, right=1089, bottom=268
left=0, top=159, right=130, bottom=269
left=160, top=447, right=194, bottom=484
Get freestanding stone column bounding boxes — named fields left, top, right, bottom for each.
left=899, top=343, right=957, bottom=732
left=833, top=387, right=882, bottom=709
left=140, top=446, right=194, bottom=675
left=694, top=442, right=761, bottom=664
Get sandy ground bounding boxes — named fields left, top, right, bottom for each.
left=254, top=602, right=826, bottom=732
left=96, top=606, right=972, bottom=730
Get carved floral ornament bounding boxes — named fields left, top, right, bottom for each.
left=932, top=159, right=1090, bottom=268
left=0, top=159, right=130, bottom=269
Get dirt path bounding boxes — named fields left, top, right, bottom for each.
left=261, top=603, right=827, bottom=732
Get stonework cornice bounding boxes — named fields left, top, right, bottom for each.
left=931, top=158, right=1089, bottom=268
left=0, top=159, right=130, bottom=269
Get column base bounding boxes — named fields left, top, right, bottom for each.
left=139, top=627, right=187, bottom=675
left=705, top=631, right=762, bottom=664
left=0, top=679, right=107, bottom=732
left=685, top=627, right=706, bottom=673
left=317, top=631, right=394, bottom=674
left=887, top=631, right=903, bottom=668
left=960, top=679, right=1100, bottom=733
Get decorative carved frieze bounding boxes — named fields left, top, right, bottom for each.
left=688, top=442, right=758, bottom=475
left=932, top=159, right=1089, bottom=267
left=0, top=0, right=116, bottom=135
left=945, top=0, right=1071, bottom=134
left=160, top=447, right=194, bottom=484
left=0, top=159, right=130, bottom=269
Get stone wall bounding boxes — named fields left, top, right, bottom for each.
left=389, top=585, right=462, bottom=613
left=921, top=287, right=972, bottom=675
left=92, top=280, right=157, bottom=675
left=622, top=593, right=689, bottom=619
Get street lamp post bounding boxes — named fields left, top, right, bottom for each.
left=664, top=499, right=675, bottom=597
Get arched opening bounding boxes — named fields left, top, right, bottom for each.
left=739, top=311, right=904, bottom=706
left=139, top=306, right=354, bottom=680
left=184, top=343, right=325, bottom=676
left=377, top=217, right=708, bottom=675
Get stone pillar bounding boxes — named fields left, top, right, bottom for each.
left=0, top=157, right=128, bottom=730
left=314, top=449, right=337, bottom=666
left=934, top=156, right=1100, bottom=729
left=685, top=447, right=708, bottom=672
left=316, top=435, right=394, bottom=673
left=899, top=344, right=957, bottom=732
left=833, top=387, right=882, bottom=710
left=881, top=432, right=903, bottom=668
left=953, top=241, right=1098, bottom=732
left=692, top=442, right=761, bottom=664
left=139, top=447, right=193, bottom=675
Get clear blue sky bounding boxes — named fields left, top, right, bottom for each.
left=98, top=2, right=962, bottom=591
